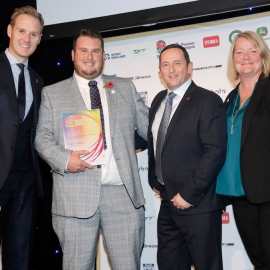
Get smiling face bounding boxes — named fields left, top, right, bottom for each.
left=159, top=48, right=193, bottom=91
left=72, top=36, right=105, bottom=80
left=7, top=14, right=42, bottom=63
left=234, top=37, right=263, bottom=80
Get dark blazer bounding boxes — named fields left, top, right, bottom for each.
left=224, top=74, right=270, bottom=204
left=148, top=81, right=227, bottom=214
left=0, top=51, right=44, bottom=197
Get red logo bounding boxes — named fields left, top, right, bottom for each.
left=203, top=35, right=220, bottom=48
left=222, top=212, right=230, bottom=224
left=156, top=40, right=166, bottom=54
left=156, top=40, right=166, bottom=50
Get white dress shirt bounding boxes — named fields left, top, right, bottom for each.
left=5, top=48, right=33, bottom=119
left=152, top=79, right=192, bottom=156
left=74, top=72, right=123, bottom=185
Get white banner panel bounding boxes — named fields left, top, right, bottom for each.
left=96, top=11, right=270, bottom=270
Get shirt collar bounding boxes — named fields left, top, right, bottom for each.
left=167, top=78, right=192, bottom=97
left=5, top=48, right=29, bottom=67
left=74, top=71, right=102, bottom=86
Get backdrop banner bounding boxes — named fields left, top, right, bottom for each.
left=97, top=11, right=270, bottom=270
left=0, top=10, right=269, bottom=270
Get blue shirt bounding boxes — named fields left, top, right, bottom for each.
left=5, top=49, right=33, bottom=119
left=216, top=88, right=251, bottom=196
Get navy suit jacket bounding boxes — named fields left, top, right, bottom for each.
left=148, top=81, right=227, bottom=214
left=0, top=51, right=44, bottom=196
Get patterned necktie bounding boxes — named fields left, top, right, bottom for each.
left=155, top=92, right=176, bottom=184
left=17, top=63, right=26, bottom=123
left=88, top=80, right=107, bottom=149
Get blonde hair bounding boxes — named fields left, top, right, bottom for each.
left=227, top=31, right=270, bottom=83
left=10, top=6, right=44, bottom=32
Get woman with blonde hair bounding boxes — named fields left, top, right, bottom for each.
left=216, top=31, right=270, bottom=269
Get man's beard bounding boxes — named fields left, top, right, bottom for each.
left=74, top=61, right=104, bottom=80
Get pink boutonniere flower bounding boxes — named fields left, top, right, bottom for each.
left=103, top=82, right=114, bottom=89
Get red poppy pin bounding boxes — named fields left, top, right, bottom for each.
left=186, top=97, right=190, bottom=100
left=103, top=82, right=114, bottom=88
left=36, top=79, right=39, bottom=83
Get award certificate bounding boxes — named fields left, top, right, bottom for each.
left=61, top=109, right=106, bottom=165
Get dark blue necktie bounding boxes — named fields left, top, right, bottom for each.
left=17, top=63, right=26, bottom=123
left=155, top=92, right=176, bottom=184
left=88, top=80, right=107, bottom=149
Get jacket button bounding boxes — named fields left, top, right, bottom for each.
left=10, top=146, right=14, bottom=150
left=14, top=124, right=18, bottom=128
left=97, top=165, right=101, bottom=169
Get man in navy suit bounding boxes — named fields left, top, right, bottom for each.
left=0, top=6, right=44, bottom=270
left=148, top=44, right=227, bottom=270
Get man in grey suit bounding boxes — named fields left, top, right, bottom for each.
left=35, top=29, right=148, bottom=270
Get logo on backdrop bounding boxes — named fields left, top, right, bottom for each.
left=145, top=216, right=155, bottom=223
left=222, top=212, right=230, bottom=224
left=210, top=88, right=226, bottom=95
left=193, top=64, right=222, bottom=71
left=229, top=28, right=270, bottom=43
left=139, top=165, right=148, bottom=171
left=143, top=263, right=155, bottom=270
left=257, top=27, right=268, bottom=37
left=203, top=35, right=220, bottom=48
left=222, top=243, right=234, bottom=247
left=130, top=75, right=151, bottom=81
left=178, top=41, right=195, bottom=50
left=139, top=91, right=148, bottom=105
left=133, top=48, right=148, bottom=56
left=104, top=52, right=126, bottom=60
left=156, top=40, right=166, bottom=55
left=229, top=30, right=242, bottom=43
left=144, top=244, right=158, bottom=248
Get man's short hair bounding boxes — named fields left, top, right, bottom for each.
left=73, top=29, right=104, bottom=52
left=10, top=6, right=44, bottom=32
left=159, top=44, right=190, bottom=66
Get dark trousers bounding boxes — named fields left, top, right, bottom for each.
left=0, top=170, right=38, bottom=270
left=232, top=196, right=270, bottom=270
left=157, top=188, right=223, bottom=270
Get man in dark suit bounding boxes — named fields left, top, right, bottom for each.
left=148, top=44, right=227, bottom=270
left=0, top=6, right=44, bottom=270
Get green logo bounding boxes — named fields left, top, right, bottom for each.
left=229, top=30, right=242, bottom=43
left=257, top=27, right=268, bottom=37
left=133, top=49, right=147, bottom=54
left=145, top=216, right=154, bottom=222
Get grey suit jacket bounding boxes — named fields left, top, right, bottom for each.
left=35, top=74, right=148, bottom=218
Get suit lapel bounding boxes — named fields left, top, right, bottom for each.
left=224, top=86, right=238, bottom=110
left=241, top=76, right=266, bottom=148
left=0, top=52, right=18, bottom=114
left=29, top=68, right=41, bottom=127
left=67, top=75, right=88, bottom=112
left=163, top=81, right=196, bottom=146
left=149, top=90, right=167, bottom=130
left=102, top=74, right=117, bottom=138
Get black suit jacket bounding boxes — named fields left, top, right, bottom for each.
left=148, top=81, right=227, bottom=214
left=224, top=74, right=270, bottom=204
left=0, top=51, right=44, bottom=197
